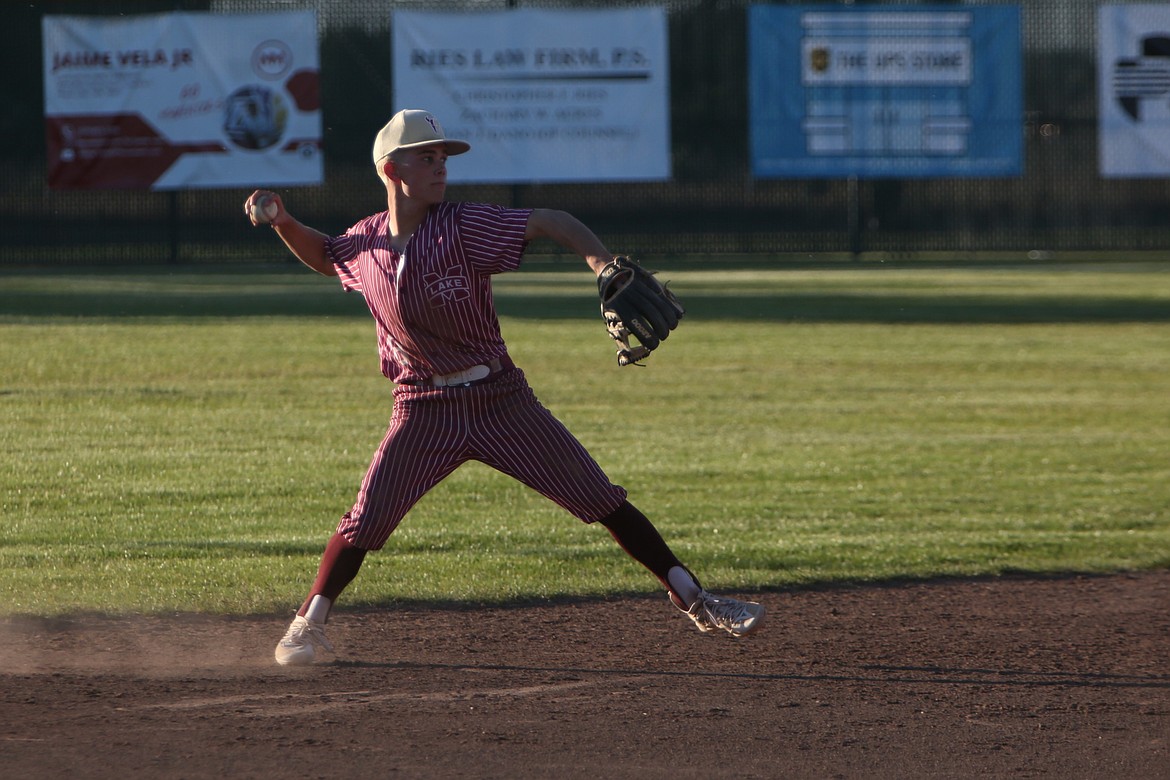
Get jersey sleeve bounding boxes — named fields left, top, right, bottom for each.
left=325, top=214, right=383, bottom=293
left=325, top=235, right=361, bottom=292
left=457, top=203, right=533, bottom=275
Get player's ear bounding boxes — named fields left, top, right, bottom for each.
left=380, top=157, right=399, bottom=183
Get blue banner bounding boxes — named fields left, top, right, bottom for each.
left=748, top=5, right=1022, bottom=179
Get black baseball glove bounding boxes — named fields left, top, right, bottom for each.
left=597, top=256, right=685, bottom=366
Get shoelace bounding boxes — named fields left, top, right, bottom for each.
left=687, top=599, right=717, bottom=632
left=701, top=596, right=755, bottom=631
left=284, top=620, right=333, bottom=651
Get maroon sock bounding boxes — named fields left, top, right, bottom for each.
left=599, top=501, right=691, bottom=590
left=297, top=533, right=368, bottom=616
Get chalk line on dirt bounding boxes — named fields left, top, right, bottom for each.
left=135, top=679, right=601, bottom=717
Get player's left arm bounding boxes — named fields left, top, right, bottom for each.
left=525, top=208, right=612, bottom=276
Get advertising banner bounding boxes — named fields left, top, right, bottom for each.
left=392, top=8, right=670, bottom=183
left=1099, top=4, right=1170, bottom=177
left=748, top=5, right=1022, bottom=178
left=43, top=12, right=322, bottom=190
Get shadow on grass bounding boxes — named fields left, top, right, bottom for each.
left=3, top=266, right=1169, bottom=323
left=0, top=289, right=371, bottom=319
left=501, top=293, right=1170, bottom=323
left=5, top=289, right=1170, bottom=324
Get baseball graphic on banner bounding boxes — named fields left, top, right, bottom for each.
left=224, top=85, right=289, bottom=150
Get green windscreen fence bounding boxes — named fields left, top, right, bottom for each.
left=5, top=0, right=1168, bottom=265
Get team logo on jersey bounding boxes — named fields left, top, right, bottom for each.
left=424, top=266, right=470, bottom=305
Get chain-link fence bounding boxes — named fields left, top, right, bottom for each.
left=4, top=0, right=1169, bottom=265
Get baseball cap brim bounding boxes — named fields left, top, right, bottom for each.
left=391, top=138, right=471, bottom=156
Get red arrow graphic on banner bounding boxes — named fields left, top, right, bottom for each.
left=46, top=113, right=227, bottom=190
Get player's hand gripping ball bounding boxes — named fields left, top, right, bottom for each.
left=246, top=192, right=279, bottom=225
left=597, top=256, right=684, bottom=366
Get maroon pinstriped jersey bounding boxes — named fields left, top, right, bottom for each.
left=326, top=202, right=533, bottom=383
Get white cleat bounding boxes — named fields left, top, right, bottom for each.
left=275, top=615, right=334, bottom=666
left=678, top=589, right=765, bottom=637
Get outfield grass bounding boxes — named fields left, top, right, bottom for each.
left=2, top=262, right=1169, bottom=615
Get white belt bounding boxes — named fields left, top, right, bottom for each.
left=427, top=357, right=508, bottom=387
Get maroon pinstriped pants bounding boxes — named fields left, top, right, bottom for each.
left=336, top=368, right=628, bottom=550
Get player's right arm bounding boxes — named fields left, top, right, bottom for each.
left=273, top=220, right=336, bottom=277
left=244, top=190, right=337, bottom=277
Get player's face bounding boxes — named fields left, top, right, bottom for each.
left=393, top=145, right=449, bottom=204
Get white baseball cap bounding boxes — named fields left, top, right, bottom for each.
left=372, top=109, right=470, bottom=165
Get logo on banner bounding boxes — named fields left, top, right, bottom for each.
left=252, top=39, right=294, bottom=80
left=809, top=47, right=830, bottom=74
left=223, top=85, right=288, bottom=150
left=1111, top=35, right=1170, bottom=121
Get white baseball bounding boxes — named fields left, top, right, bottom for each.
left=250, top=195, right=279, bottom=224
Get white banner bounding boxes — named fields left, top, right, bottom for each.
left=43, top=12, right=322, bottom=190
left=1099, top=4, right=1170, bottom=177
left=392, top=8, right=670, bottom=183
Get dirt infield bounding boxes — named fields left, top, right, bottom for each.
left=2, top=571, right=1167, bottom=779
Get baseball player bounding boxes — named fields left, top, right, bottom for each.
left=244, top=109, right=764, bottom=666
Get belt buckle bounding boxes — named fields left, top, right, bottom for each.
left=435, top=364, right=490, bottom=387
